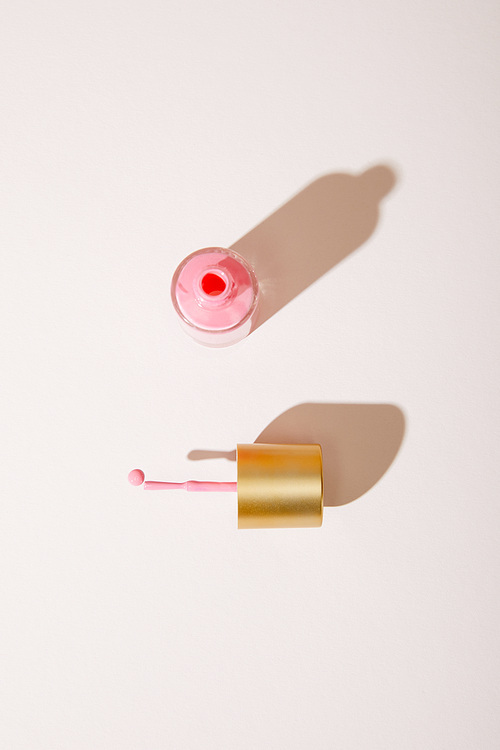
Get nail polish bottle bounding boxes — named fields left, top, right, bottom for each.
left=129, top=443, right=323, bottom=528
left=171, top=247, right=259, bottom=347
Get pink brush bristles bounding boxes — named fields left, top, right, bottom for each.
left=128, top=469, right=236, bottom=493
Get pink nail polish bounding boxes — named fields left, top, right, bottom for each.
left=171, top=247, right=259, bottom=347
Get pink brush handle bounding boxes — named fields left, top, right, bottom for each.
left=144, top=481, right=237, bottom=492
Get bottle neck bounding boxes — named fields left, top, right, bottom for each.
left=194, top=267, right=233, bottom=307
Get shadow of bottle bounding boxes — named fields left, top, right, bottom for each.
left=230, top=165, right=396, bottom=331
left=187, top=402, right=405, bottom=506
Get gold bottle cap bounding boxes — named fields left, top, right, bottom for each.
left=237, top=443, right=323, bottom=529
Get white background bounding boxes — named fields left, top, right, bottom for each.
left=2, top=1, right=500, bottom=748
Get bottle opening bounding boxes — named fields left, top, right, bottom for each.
left=201, top=272, right=227, bottom=296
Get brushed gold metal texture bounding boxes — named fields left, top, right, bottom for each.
left=237, top=443, right=323, bottom=529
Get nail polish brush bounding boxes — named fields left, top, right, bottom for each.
left=128, top=443, right=323, bottom=529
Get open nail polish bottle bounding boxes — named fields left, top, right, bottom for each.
left=171, top=247, right=259, bottom=347
left=129, top=443, right=323, bottom=528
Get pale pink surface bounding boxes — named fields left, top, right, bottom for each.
left=171, top=247, right=258, bottom=346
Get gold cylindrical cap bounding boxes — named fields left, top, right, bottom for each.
left=237, top=443, right=323, bottom=529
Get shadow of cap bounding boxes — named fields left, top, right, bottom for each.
left=255, top=402, right=405, bottom=506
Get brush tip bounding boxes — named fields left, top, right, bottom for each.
left=128, top=468, right=145, bottom=486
